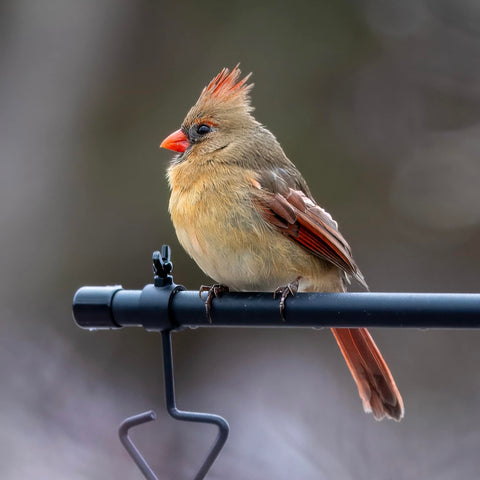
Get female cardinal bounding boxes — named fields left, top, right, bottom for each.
left=160, top=66, right=403, bottom=421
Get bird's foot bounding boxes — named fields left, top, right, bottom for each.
left=273, top=276, right=302, bottom=322
left=199, top=284, right=230, bottom=323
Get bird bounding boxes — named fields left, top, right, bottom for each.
left=160, top=65, right=404, bottom=421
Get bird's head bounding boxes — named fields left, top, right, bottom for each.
left=160, top=65, right=258, bottom=160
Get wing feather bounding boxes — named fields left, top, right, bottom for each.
left=252, top=176, right=367, bottom=289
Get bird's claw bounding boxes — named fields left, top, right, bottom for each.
left=199, top=284, right=230, bottom=323
left=273, top=276, right=301, bottom=322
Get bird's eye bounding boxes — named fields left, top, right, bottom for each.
left=196, top=124, right=212, bottom=135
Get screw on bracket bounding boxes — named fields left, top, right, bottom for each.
left=152, top=245, right=173, bottom=287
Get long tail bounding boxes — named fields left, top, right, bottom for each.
left=331, top=327, right=404, bottom=421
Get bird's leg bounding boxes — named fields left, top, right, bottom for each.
left=273, top=276, right=302, bottom=322
left=199, top=284, right=230, bottom=323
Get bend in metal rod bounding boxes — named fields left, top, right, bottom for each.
left=119, top=411, right=158, bottom=480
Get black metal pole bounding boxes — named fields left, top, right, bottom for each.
left=73, top=248, right=480, bottom=480
left=73, top=286, right=480, bottom=331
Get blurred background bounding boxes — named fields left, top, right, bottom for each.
left=2, top=0, right=480, bottom=478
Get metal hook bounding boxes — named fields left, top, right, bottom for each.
left=162, top=329, right=230, bottom=480
left=119, top=411, right=159, bottom=480
left=118, top=329, right=230, bottom=479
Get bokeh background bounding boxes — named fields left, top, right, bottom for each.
left=2, top=0, right=480, bottom=478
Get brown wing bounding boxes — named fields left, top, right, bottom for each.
left=251, top=175, right=368, bottom=289
left=250, top=173, right=404, bottom=421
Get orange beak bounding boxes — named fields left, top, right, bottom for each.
left=160, top=129, right=190, bottom=153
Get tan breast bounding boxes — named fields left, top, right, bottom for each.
left=167, top=160, right=344, bottom=292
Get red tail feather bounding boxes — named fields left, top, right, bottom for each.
left=331, top=328, right=404, bottom=421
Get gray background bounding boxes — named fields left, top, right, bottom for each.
left=2, top=1, right=480, bottom=478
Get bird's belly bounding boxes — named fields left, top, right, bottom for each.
left=174, top=221, right=292, bottom=291
left=175, top=219, right=343, bottom=292
left=170, top=180, right=344, bottom=293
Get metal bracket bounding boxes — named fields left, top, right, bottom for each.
left=118, top=247, right=229, bottom=479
